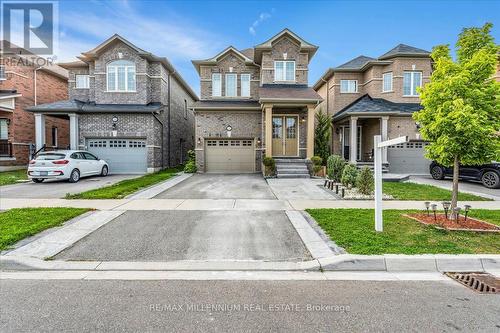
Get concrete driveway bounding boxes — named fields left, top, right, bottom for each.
left=410, top=175, right=500, bottom=200
left=0, top=174, right=138, bottom=199
left=54, top=210, right=311, bottom=261
left=154, top=174, right=276, bottom=199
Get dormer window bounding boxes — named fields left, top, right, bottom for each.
left=274, top=61, right=295, bottom=82
left=107, top=60, right=136, bottom=92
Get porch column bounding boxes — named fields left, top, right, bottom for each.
left=264, top=105, right=273, bottom=157
left=381, top=116, right=389, bottom=164
left=69, top=113, right=79, bottom=150
left=306, top=105, right=315, bottom=159
left=349, top=116, right=358, bottom=164
left=34, top=113, right=45, bottom=151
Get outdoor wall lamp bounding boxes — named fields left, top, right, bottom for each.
left=197, top=137, right=201, bottom=145
left=301, top=116, right=306, bottom=122
left=257, top=137, right=261, bottom=145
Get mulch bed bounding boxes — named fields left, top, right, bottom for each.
left=404, top=213, right=500, bottom=233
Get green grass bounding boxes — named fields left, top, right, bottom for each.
left=0, top=169, right=28, bottom=186
left=0, top=208, right=91, bottom=250
left=306, top=208, right=500, bottom=255
left=66, top=167, right=183, bottom=199
left=383, top=181, right=490, bottom=201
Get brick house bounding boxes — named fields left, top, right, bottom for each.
left=28, top=35, right=197, bottom=174
left=314, top=44, right=433, bottom=174
left=0, top=41, right=69, bottom=170
left=192, top=29, right=322, bottom=175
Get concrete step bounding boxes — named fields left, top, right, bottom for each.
left=276, top=165, right=309, bottom=170
left=277, top=171, right=310, bottom=176
left=274, top=159, right=307, bottom=163
left=276, top=168, right=309, bottom=173
left=277, top=174, right=311, bottom=179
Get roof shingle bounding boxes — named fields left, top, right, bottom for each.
left=259, top=84, right=322, bottom=102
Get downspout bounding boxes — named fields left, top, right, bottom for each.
left=152, top=111, right=164, bottom=170
left=167, top=71, right=172, bottom=167
left=33, top=66, right=43, bottom=105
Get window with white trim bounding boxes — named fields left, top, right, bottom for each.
left=212, top=73, right=221, bottom=97
left=241, top=74, right=250, bottom=97
left=225, top=74, right=237, bottom=97
left=403, top=71, right=422, bottom=96
left=0, top=65, right=5, bottom=80
left=340, top=80, right=358, bottom=93
left=382, top=72, right=393, bottom=92
left=107, top=60, right=136, bottom=92
left=0, top=119, right=8, bottom=139
left=75, top=74, right=89, bottom=89
left=274, top=61, right=295, bottom=82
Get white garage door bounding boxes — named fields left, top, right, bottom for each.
left=205, top=139, right=255, bottom=173
left=87, top=139, right=147, bottom=174
left=388, top=142, right=431, bottom=175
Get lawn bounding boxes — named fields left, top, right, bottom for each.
left=0, top=169, right=28, bottom=186
left=0, top=207, right=90, bottom=251
left=66, top=167, right=183, bottom=199
left=383, top=181, right=490, bottom=201
left=306, top=208, right=500, bottom=255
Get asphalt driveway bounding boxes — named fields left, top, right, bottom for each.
left=154, top=174, right=276, bottom=199
left=54, top=210, right=311, bottom=261
left=0, top=174, right=138, bottom=199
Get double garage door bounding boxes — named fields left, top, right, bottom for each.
left=205, top=139, right=255, bottom=173
left=388, top=142, right=431, bottom=175
left=87, top=139, right=147, bottom=174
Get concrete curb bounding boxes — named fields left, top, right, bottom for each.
left=126, top=173, right=193, bottom=199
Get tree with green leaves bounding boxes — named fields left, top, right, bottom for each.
left=314, top=108, right=332, bottom=165
left=414, top=23, right=500, bottom=215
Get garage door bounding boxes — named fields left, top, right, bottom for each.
left=87, top=139, right=147, bottom=174
left=388, top=142, right=431, bottom=175
left=205, top=139, right=255, bottom=173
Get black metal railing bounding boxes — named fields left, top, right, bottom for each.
left=0, top=140, right=13, bottom=157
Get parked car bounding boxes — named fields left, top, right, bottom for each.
left=28, top=150, right=109, bottom=183
left=430, top=161, right=500, bottom=189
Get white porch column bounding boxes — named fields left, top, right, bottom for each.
left=381, top=116, right=389, bottom=164
left=264, top=105, right=273, bottom=157
left=349, top=116, right=358, bottom=164
left=34, top=113, right=45, bottom=151
left=306, top=105, right=315, bottom=159
left=69, top=113, right=79, bottom=150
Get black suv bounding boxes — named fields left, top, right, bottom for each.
left=430, top=161, right=500, bottom=189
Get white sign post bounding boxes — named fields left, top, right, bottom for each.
left=373, top=135, right=408, bottom=232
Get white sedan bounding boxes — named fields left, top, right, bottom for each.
left=28, top=150, right=109, bottom=183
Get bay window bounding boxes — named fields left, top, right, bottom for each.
left=403, top=71, right=422, bottom=96
left=107, top=60, right=136, bottom=92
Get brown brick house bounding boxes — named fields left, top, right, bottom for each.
left=0, top=41, right=69, bottom=170
left=314, top=44, right=433, bottom=174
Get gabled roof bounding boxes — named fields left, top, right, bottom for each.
left=80, top=34, right=149, bottom=59
left=192, top=46, right=256, bottom=74
left=335, top=55, right=376, bottom=69
left=239, top=48, right=255, bottom=61
left=378, top=43, right=430, bottom=60
left=259, top=84, right=323, bottom=103
left=0, top=89, right=22, bottom=99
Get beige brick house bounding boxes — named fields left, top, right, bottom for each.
left=314, top=44, right=433, bottom=174
left=192, top=29, right=322, bottom=174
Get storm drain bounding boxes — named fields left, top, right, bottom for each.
left=446, top=272, right=499, bottom=294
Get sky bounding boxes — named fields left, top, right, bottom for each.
left=55, top=0, right=500, bottom=95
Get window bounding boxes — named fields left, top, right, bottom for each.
left=0, top=65, right=5, bottom=80
left=83, top=152, right=98, bottom=160
left=51, top=127, right=58, bottom=146
left=75, top=74, right=89, bottom=89
left=0, top=119, right=8, bottom=139
left=225, top=74, right=237, bottom=97
left=274, top=61, right=295, bottom=82
left=241, top=74, right=250, bottom=97
left=340, top=80, right=358, bottom=93
left=107, top=60, right=136, bottom=92
left=212, top=73, right=221, bottom=97
left=184, top=99, right=188, bottom=119
left=70, top=152, right=85, bottom=159
left=403, top=71, right=422, bottom=96
left=382, top=72, right=393, bottom=92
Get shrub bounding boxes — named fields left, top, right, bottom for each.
left=314, top=109, right=331, bottom=165
left=262, top=156, right=275, bottom=176
left=326, top=155, right=345, bottom=182
left=313, top=165, right=323, bottom=175
left=187, top=149, right=195, bottom=161
left=341, top=163, right=358, bottom=188
left=183, top=149, right=197, bottom=173
left=310, top=156, right=322, bottom=166
left=356, top=166, right=374, bottom=195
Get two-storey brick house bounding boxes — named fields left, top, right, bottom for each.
left=192, top=29, right=322, bottom=174
left=28, top=35, right=197, bottom=173
left=314, top=44, right=433, bottom=174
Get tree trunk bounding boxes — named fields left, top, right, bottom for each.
left=450, top=155, right=460, bottom=219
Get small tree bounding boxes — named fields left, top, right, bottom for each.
left=183, top=150, right=197, bottom=173
left=341, top=163, right=358, bottom=188
left=262, top=156, right=275, bottom=176
left=356, top=166, right=374, bottom=195
left=327, top=155, right=346, bottom=182
left=311, top=156, right=323, bottom=176
left=414, top=23, right=500, bottom=216
left=314, top=109, right=332, bottom=165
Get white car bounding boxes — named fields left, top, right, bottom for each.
left=28, top=150, right=109, bottom=183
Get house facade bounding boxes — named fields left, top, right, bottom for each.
left=314, top=44, right=433, bottom=174
left=0, top=41, right=69, bottom=170
left=28, top=35, right=197, bottom=174
left=192, top=29, right=322, bottom=173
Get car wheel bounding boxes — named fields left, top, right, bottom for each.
left=69, top=169, right=80, bottom=183
left=32, top=178, right=44, bottom=183
left=481, top=171, right=500, bottom=189
left=430, top=165, right=445, bottom=180
left=101, top=165, right=108, bottom=177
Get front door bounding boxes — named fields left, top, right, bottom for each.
left=272, top=116, right=298, bottom=156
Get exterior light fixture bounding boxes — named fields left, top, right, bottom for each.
left=464, top=205, right=471, bottom=221
left=301, top=116, right=306, bottom=123
left=226, top=125, right=232, bottom=132
left=424, top=201, right=430, bottom=216
left=257, top=137, right=261, bottom=145
left=112, top=116, right=118, bottom=122
left=442, top=201, right=451, bottom=219
left=431, top=204, right=437, bottom=221
left=197, top=137, right=201, bottom=145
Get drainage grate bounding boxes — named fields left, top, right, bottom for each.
left=446, top=272, right=500, bottom=294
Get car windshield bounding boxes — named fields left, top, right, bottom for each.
left=36, top=153, right=66, bottom=160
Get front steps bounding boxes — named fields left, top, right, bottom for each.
left=275, top=158, right=310, bottom=178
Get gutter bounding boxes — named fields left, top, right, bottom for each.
left=167, top=71, right=172, bottom=168
left=33, top=66, right=43, bottom=105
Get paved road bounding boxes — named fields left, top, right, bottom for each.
left=410, top=175, right=500, bottom=200
left=0, top=174, right=138, bottom=198
left=1, top=279, right=499, bottom=332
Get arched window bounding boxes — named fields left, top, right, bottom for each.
left=107, top=60, right=136, bottom=92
